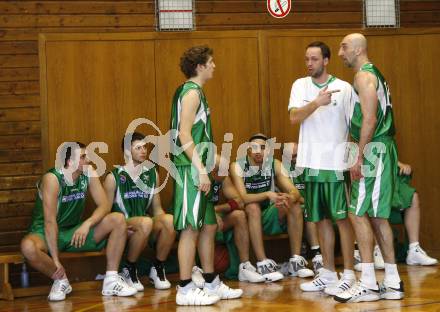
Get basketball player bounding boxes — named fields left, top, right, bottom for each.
left=103, top=132, right=176, bottom=291
left=21, top=143, right=136, bottom=301
left=288, top=41, right=356, bottom=296
left=230, top=133, right=312, bottom=282
left=335, top=33, right=404, bottom=303
left=170, top=45, right=242, bottom=305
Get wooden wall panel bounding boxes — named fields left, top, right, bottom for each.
left=42, top=40, right=156, bottom=170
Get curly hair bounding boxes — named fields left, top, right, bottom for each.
left=180, top=45, right=213, bottom=79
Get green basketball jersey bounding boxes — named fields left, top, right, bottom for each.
left=111, top=166, right=157, bottom=218
left=170, top=81, right=213, bottom=166
left=287, top=160, right=305, bottom=197
left=237, top=156, right=275, bottom=208
left=350, top=63, right=396, bottom=142
left=29, top=168, right=89, bottom=232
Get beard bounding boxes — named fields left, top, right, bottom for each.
left=311, top=66, right=324, bottom=78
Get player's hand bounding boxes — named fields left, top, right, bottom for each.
left=267, top=191, right=281, bottom=203
left=314, top=86, right=340, bottom=107
left=70, top=222, right=91, bottom=248
left=51, top=259, right=66, bottom=280
left=198, top=172, right=211, bottom=196
left=398, top=162, right=412, bottom=175
left=350, top=158, right=363, bottom=181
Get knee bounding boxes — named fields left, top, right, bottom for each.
left=162, top=214, right=176, bottom=236
left=21, top=238, right=37, bottom=260
left=109, top=212, right=127, bottom=229
left=245, top=203, right=261, bottom=218
left=288, top=201, right=302, bottom=216
left=203, top=223, right=218, bottom=234
left=231, top=210, right=247, bottom=227
left=138, top=217, right=153, bottom=236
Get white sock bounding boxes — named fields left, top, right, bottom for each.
left=343, top=269, right=356, bottom=280
left=311, top=245, right=320, bottom=250
left=105, top=271, right=118, bottom=278
left=384, top=263, right=401, bottom=287
left=360, top=263, right=377, bottom=289
left=320, top=268, right=337, bottom=281
left=409, top=242, right=419, bottom=250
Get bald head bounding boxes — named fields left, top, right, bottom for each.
left=338, top=33, right=369, bottom=69
left=344, top=33, right=367, bottom=52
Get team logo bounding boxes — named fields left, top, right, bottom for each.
left=120, top=175, right=126, bottom=184
left=267, top=0, right=291, bottom=18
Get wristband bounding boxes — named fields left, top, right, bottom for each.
left=227, top=199, right=240, bottom=212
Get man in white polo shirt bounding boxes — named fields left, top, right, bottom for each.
left=288, top=41, right=356, bottom=295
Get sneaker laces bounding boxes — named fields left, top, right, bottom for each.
left=243, top=262, right=257, bottom=272
left=414, top=245, right=427, bottom=255
left=51, top=280, right=68, bottom=293
left=266, top=259, right=281, bottom=272
left=127, top=266, right=140, bottom=283
left=312, top=255, right=323, bottom=271
left=292, top=255, right=308, bottom=270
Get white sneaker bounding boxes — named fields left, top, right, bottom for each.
left=324, top=273, right=356, bottom=296
left=238, top=261, right=265, bottom=283
left=379, top=280, right=405, bottom=300
left=334, top=281, right=380, bottom=303
left=203, top=276, right=243, bottom=299
left=102, top=274, right=137, bottom=297
left=176, top=283, right=220, bottom=306
left=406, top=245, right=438, bottom=266
left=48, top=279, right=72, bottom=301
left=288, top=255, right=314, bottom=278
left=311, top=254, right=324, bottom=274
left=120, top=266, right=144, bottom=291
left=374, top=245, right=385, bottom=269
left=256, top=259, right=284, bottom=282
left=191, top=266, right=205, bottom=288
left=300, top=269, right=337, bottom=292
left=149, top=266, right=171, bottom=290
left=353, top=250, right=362, bottom=272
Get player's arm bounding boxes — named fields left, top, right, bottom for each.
left=274, top=159, right=302, bottom=203
left=214, top=177, right=244, bottom=214
left=230, top=162, right=278, bottom=204
left=42, top=173, right=63, bottom=276
left=289, top=85, right=340, bottom=125
left=178, top=89, right=210, bottom=195
left=71, top=171, right=110, bottom=248
left=151, top=172, right=165, bottom=217
left=352, top=71, right=378, bottom=180
left=103, top=172, right=116, bottom=207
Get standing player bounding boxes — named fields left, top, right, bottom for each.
left=170, top=45, right=242, bottom=306
left=336, top=33, right=404, bottom=303
left=21, top=142, right=136, bottom=301
left=103, top=132, right=176, bottom=291
left=288, top=41, right=356, bottom=295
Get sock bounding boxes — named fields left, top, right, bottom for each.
left=409, top=242, right=419, bottom=250
left=360, top=263, right=377, bottom=289
left=153, top=258, right=164, bottom=269
left=105, top=271, right=118, bottom=278
left=384, top=263, right=401, bottom=287
left=179, top=279, right=192, bottom=288
left=310, top=246, right=321, bottom=258
left=202, top=272, right=217, bottom=284
left=319, top=268, right=338, bottom=281
left=354, top=242, right=359, bottom=251
left=343, top=269, right=356, bottom=280
left=125, top=260, right=136, bottom=269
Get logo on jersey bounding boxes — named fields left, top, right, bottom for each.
left=120, top=175, right=126, bottom=184
left=267, top=0, right=291, bottom=18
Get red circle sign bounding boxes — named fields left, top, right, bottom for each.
left=267, top=0, right=292, bottom=19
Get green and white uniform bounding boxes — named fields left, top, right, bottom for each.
left=110, top=166, right=156, bottom=218
left=288, top=75, right=351, bottom=222
left=348, top=63, right=398, bottom=218
left=170, top=81, right=216, bottom=231
left=28, top=168, right=106, bottom=252
left=236, top=156, right=286, bottom=235
left=389, top=173, right=416, bottom=224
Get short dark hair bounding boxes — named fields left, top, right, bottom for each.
left=180, top=45, right=214, bottom=79
left=121, top=132, right=145, bottom=152
left=249, top=133, right=268, bottom=143
left=307, top=41, right=331, bottom=60
left=63, top=141, right=86, bottom=167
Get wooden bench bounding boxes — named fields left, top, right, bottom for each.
left=0, top=251, right=105, bottom=300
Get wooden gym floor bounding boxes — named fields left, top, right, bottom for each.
left=1, top=255, right=439, bottom=312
